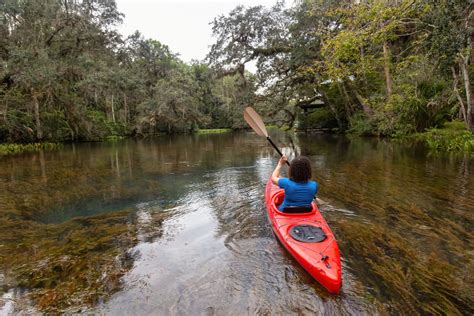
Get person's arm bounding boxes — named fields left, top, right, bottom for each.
left=271, top=155, right=288, bottom=185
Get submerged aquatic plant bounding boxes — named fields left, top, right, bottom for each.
left=0, top=210, right=135, bottom=312
left=336, top=212, right=473, bottom=315
left=0, top=196, right=172, bottom=313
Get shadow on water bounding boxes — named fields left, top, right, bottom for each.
left=0, top=132, right=473, bottom=314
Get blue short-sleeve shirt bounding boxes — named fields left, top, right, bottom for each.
left=277, top=177, right=318, bottom=211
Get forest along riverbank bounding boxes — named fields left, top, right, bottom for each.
left=0, top=132, right=473, bottom=314
left=2, top=1, right=473, bottom=149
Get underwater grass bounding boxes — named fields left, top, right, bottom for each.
left=0, top=210, right=134, bottom=312
left=335, top=208, right=473, bottom=315
left=0, top=207, right=171, bottom=313
left=312, top=140, right=474, bottom=315
left=0, top=155, right=175, bottom=312
left=1, top=132, right=472, bottom=313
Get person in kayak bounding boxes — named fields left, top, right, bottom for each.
left=271, top=155, right=318, bottom=212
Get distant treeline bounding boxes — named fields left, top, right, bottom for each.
left=0, top=0, right=256, bottom=142
left=1, top=0, right=473, bottom=143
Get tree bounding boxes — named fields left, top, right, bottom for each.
left=0, top=0, right=124, bottom=141
left=208, top=0, right=473, bottom=135
left=136, top=64, right=204, bottom=134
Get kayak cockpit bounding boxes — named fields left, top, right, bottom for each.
left=271, top=190, right=317, bottom=216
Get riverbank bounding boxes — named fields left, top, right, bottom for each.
left=295, top=120, right=474, bottom=153
left=2, top=123, right=472, bottom=155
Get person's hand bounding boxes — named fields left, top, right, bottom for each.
left=278, top=155, right=288, bottom=166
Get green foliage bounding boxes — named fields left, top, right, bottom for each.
left=417, top=80, right=447, bottom=100
left=443, top=120, right=468, bottom=131
left=297, top=108, right=338, bottom=130
left=0, top=0, right=256, bottom=144
left=84, top=110, right=112, bottom=140
left=424, top=0, right=468, bottom=70
left=1, top=108, right=36, bottom=142
left=41, top=110, right=71, bottom=141
left=416, top=121, right=474, bottom=152
left=348, top=112, right=375, bottom=136
left=195, top=128, right=231, bottom=134
left=208, top=0, right=472, bottom=147
left=1, top=0, right=472, bottom=150
left=0, top=142, right=62, bottom=155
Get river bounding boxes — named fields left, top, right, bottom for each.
left=0, top=132, right=472, bottom=315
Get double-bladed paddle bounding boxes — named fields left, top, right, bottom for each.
left=243, top=107, right=290, bottom=166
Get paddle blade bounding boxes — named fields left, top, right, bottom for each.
left=243, top=107, right=268, bottom=137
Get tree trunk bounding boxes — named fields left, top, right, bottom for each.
left=452, top=66, right=467, bottom=125
left=123, top=92, right=128, bottom=124
left=460, top=56, right=473, bottom=130
left=284, top=109, right=296, bottom=129
left=383, top=42, right=393, bottom=97
left=32, top=90, right=43, bottom=140
left=468, top=9, right=474, bottom=59
left=111, top=94, right=116, bottom=123
left=354, top=91, right=374, bottom=116
left=105, top=95, right=110, bottom=120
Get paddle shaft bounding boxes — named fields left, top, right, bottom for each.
left=267, top=137, right=290, bottom=166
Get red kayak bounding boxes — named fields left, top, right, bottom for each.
left=265, top=178, right=342, bottom=293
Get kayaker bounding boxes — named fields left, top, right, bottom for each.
left=271, top=155, right=318, bottom=212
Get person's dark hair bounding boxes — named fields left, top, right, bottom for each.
left=289, top=156, right=312, bottom=183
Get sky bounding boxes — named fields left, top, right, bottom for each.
left=115, top=0, right=285, bottom=63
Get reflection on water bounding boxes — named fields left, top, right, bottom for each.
left=0, top=132, right=473, bottom=314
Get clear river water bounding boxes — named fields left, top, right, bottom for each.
left=0, top=131, right=473, bottom=315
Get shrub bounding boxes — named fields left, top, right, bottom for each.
left=42, top=110, right=71, bottom=141
left=348, top=112, right=375, bottom=136
left=297, top=107, right=338, bottom=130
left=0, top=143, right=63, bottom=155
left=416, top=121, right=474, bottom=152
